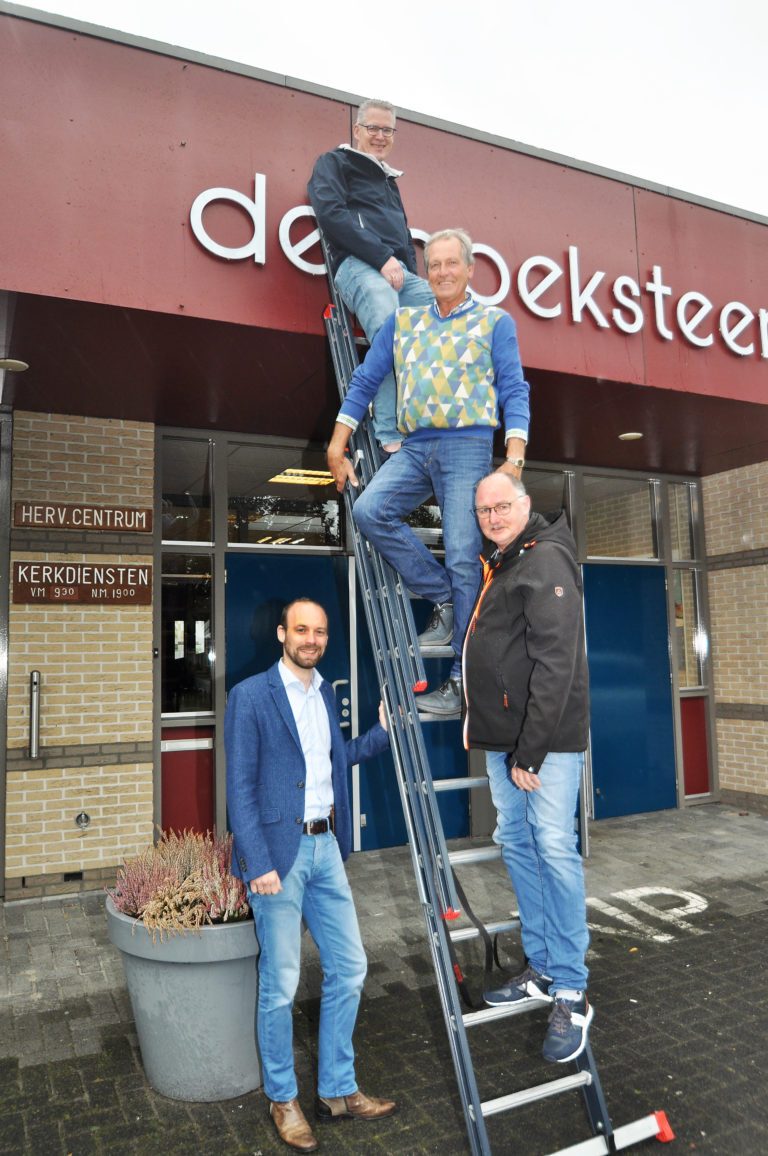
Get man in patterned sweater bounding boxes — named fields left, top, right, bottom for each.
left=326, top=228, right=530, bottom=715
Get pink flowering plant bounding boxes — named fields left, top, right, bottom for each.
left=108, top=829, right=250, bottom=940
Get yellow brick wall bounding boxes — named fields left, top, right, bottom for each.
left=702, top=461, right=768, bottom=555
left=707, top=566, right=768, bottom=707
left=6, top=411, right=156, bottom=888
left=714, top=720, right=768, bottom=798
left=703, top=461, right=768, bottom=798
left=7, top=553, right=153, bottom=748
left=4, top=764, right=154, bottom=877
left=12, top=411, right=154, bottom=505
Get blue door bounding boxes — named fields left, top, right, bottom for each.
left=225, top=554, right=469, bottom=850
left=583, top=564, right=677, bottom=819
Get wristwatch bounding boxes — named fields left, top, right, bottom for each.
left=505, top=457, right=525, bottom=468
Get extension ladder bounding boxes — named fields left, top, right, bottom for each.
left=320, top=248, right=673, bottom=1156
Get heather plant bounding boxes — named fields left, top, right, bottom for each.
left=108, top=829, right=250, bottom=939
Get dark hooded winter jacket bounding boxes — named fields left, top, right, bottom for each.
left=308, top=146, right=419, bottom=277
left=463, top=510, right=590, bottom=771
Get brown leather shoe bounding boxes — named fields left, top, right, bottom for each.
left=269, top=1098, right=319, bottom=1151
left=315, top=1088, right=396, bottom=1122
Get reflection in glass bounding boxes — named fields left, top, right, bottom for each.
left=161, top=437, right=213, bottom=542
left=523, top=469, right=568, bottom=522
left=161, top=554, right=213, bottom=713
left=674, top=568, right=706, bottom=688
left=584, top=476, right=657, bottom=559
left=227, top=443, right=341, bottom=547
left=670, top=482, right=695, bottom=560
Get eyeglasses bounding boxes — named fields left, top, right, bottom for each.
left=358, top=123, right=396, bottom=138
left=473, top=498, right=525, bottom=519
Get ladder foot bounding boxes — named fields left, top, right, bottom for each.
left=412, top=679, right=428, bottom=692
left=654, top=1110, right=675, bottom=1143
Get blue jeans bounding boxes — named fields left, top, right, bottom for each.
left=335, top=255, right=433, bottom=446
left=352, top=433, right=492, bottom=679
left=486, top=749, right=589, bottom=992
left=248, top=832, right=367, bottom=1102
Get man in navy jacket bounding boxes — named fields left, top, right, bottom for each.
left=225, top=598, right=394, bottom=1152
left=308, top=98, right=432, bottom=452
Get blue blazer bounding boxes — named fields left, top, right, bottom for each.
left=224, top=661, right=390, bottom=883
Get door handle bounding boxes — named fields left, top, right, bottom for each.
left=332, top=678, right=351, bottom=729
left=29, top=670, right=41, bottom=758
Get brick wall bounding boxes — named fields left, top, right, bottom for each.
left=5, top=412, right=156, bottom=896
left=703, top=460, right=768, bottom=799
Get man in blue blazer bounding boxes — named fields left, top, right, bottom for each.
left=225, top=597, right=395, bottom=1152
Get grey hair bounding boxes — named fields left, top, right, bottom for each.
left=356, top=98, right=396, bottom=124
left=424, top=228, right=474, bottom=267
left=475, top=472, right=527, bottom=499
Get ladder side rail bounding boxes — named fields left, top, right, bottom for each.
left=342, top=486, right=491, bottom=1156
left=320, top=241, right=493, bottom=1151
left=324, top=303, right=477, bottom=918
left=324, top=313, right=427, bottom=693
left=573, top=1043, right=614, bottom=1146
left=343, top=481, right=462, bottom=919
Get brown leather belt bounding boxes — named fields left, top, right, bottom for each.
left=302, top=817, right=331, bottom=835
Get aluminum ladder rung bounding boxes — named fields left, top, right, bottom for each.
left=418, top=711, right=461, bottom=723
left=450, top=917, right=519, bottom=944
left=433, top=775, right=489, bottom=792
left=448, top=846, right=502, bottom=866
left=551, top=1112, right=666, bottom=1155
left=481, top=1072, right=592, bottom=1117
left=462, top=999, right=545, bottom=1027
left=419, top=644, right=454, bottom=658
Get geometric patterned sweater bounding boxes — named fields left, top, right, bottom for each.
left=338, top=294, right=529, bottom=443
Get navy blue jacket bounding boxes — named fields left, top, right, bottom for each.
left=308, top=146, right=419, bottom=277
left=225, top=662, right=390, bottom=882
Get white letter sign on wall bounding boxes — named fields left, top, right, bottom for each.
left=190, top=172, right=768, bottom=363
left=278, top=206, right=325, bottom=274
left=190, top=174, right=266, bottom=262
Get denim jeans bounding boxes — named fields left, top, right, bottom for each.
left=352, top=433, right=492, bottom=679
left=335, top=255, right=433, bottom=446
left=248, top=832, right=367, bottom=1102
left=485, top=749, right=589, bottom=992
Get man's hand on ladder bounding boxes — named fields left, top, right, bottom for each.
left=327, top=423, right=359, bottom=491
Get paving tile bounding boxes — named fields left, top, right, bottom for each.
left=3, top=803, right=768, bottom=1153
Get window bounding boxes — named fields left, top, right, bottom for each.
left=669, top=482, right=695, bottom=561
left=161, top=437, right=213, bottom=543
left=584, top=476, right=657, bottom=559
left=226, top=442, right=341, bottom=548
left=161, top=553, right=213, bottom=714
left=673, top=568, right=707, bottom=688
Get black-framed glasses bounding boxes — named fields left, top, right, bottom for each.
left=358, top=123, right=396, bottom=138
left=473, top=498, right=524, bottom=520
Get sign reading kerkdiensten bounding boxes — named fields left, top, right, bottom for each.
left=12, top=562, right=152, bottom=605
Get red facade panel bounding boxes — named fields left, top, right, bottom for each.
left=2, top=12, right=767, bottom=411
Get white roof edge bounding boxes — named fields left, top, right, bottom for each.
left=2, top=0, right=767, bottom=229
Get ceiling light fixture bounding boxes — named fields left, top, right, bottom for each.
left=618, top=431, right=643, bottom=441
left=268, top=468, right=335, bottom=486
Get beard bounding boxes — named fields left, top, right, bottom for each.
left=283, top=640, right=325, bottom=669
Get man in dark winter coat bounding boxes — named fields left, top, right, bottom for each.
left=463, top=471, right=593, bottom=1064
left=308, top=98, right=433, bottom=452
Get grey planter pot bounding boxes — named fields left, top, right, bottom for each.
left=106, top=896, right=261, bottom=1101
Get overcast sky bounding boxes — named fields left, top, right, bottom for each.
left=9, top=0, right=768, bottom=218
